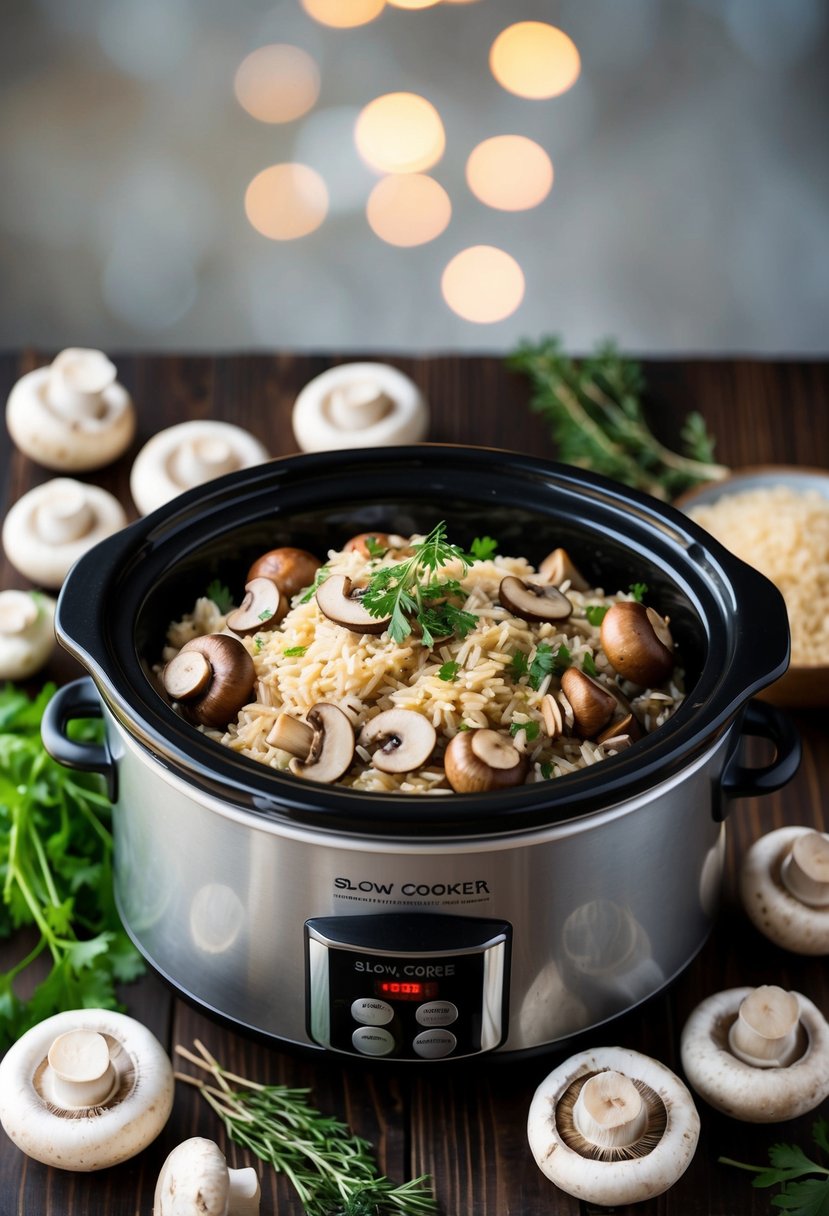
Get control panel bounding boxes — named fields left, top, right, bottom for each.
left=305, top=913, right=511, bottom=1061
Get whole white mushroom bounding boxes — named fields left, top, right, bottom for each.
left=6, top=348, right=135, bottom=471
left=740, top=826, right=829, bottom=954
left=2, top=478, right=127, bottom=589
left=154, top=1137, right=260, bottom=1215
left=292, top=362, right=429, bottom=452
left=0, top=1008, right=174, bottom=1170
left=130, top=420, right=269, bottom=515
left=0, top=590, right=56, bottom=679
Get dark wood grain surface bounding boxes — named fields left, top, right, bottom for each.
left=1, top=350, right=828, bottom=1215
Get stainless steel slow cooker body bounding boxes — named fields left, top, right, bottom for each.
left=45, top=446, right=799, bottom=1062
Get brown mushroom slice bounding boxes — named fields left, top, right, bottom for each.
left=344, top=532, right=393, bottom=558
left=267, top=703, right=355, bottom=784
left=315, top=574, right=391, bottom=634
left=560, top=669, right=617, bottom=740
left=444, top=729, right=529, bottom=793
left=597, top=711, right=642, bottom=745
left=359, top=709, right=437, bottom=774
left=225, top=578, right=286, bottom=636
left=499, top=576, right=572, bottom=624
left=246, top=547, right=321, bottom=599
left=538, top=548, right=590, bottom=591
left=164, top=634, right=255, bottom=728
left=600, top=601, right=674, bottom=686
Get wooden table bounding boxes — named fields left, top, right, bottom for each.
left=1, top=351, right=828, bottom=1215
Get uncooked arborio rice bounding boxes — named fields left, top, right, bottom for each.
left=688, top=486, right=829, bottom=666
left=163, top=538, right=685, bottom=794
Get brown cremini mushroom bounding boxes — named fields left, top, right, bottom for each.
left=359, top=709, right=437, bottom=773
left=267, top=703, right=355, bottom=783
left=538, top=548, right=590, bottom=591
left=315, top=574, right=391, bottom=634
left=225, top=578, right=286, bottom=636
left=444, top=729, right=529, bottom=793
left=600, top=600, right=675, bottom=686
left=740, top=827, right=829, bottom=954
left=344, top=532, right=393, bottom=558
left=499, top=576, right=572, bottom=624
left=246, top=547, right=321, bottom=599
left=597, top=711, right=641, bottom=745
left=560, top=668, right=617, bottom=739
left=163, top=634, right=255, bottom=727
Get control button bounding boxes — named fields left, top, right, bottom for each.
left=352, top=1027, right=395, bottom=1056
left=413, top=1030, right=457, bottom=1059
left=416, top=1001, right=459, bottom=1027
left=351, top=998, right=394, bottom=1026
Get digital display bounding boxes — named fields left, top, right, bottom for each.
left=375, top=980, right=439, bottom=1001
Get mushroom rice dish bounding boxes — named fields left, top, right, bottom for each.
left=159, top=524, right=685, bottom=795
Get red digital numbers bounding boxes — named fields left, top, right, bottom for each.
left=375, top=980, right=439, bottom=1001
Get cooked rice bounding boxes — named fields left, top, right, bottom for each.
left=163, top=540, right=685, bottom=794
left=688, top=486, right=829, bottom=666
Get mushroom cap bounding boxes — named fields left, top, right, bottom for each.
left=0, top=1008, right=173, bottom=1171
left=170, top=634, right=256, bottom=727
left=740, top=826, right=829, bottom=954
left=498, top=575, right=572, bottom=624
left=130, top=420, right=269, bottom=516
left=600, top=601, right=675, bottom=686
left=226, top=578, right=286, bottom=636
left=680, top=986, right=829, bottom=1121
left=527, top=1045, right=699, bottom=1205
left=246, top=547, right=322, bottom=599
left=289, top=703, right=355, bottom=784
left=292, top=362, right=429, bottom=453
left=444, top=729, right=529, bottom=793
left=6, top=352, right=135, bottom=472
left=315, top=573, right=391, bottom=634
left=359, top=708, right=437, bottom=773
left=560, top=668, right=617, bottom=739
left=1, top=478, right=127, bottom=588
left=0, top=590, right=56, bottom=679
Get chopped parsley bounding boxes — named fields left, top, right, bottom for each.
left=258, top=609, right=274, bottom=622
left=300, top=566, right=329, bottom=603
left=540, top=762, right=553, bottom=780
left=629, top=582, right=648, bottom=603
left=364, top=535, right=387, bottom=559
left=438, top=661, right=460, bottom=682
left=283, top=645, right=307, bottom=657
left=529, top=642, right=571, bottom=690
left=468, top=535, right=498, bottom=562
left=511, top=650, right=529, bottom=679
left=584, top=604, right=610, bottom=627
left=582, top=652, right=599, bottom=677
left=510, top=720, right=540, bottom=741
left=459, top=722, right=471, bottom=731
left=254, top=637, right=264, bottom=652
left=205, top=579, right=234, bottom=613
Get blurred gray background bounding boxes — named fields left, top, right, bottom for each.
left=2, top=0, right=828, bottom=353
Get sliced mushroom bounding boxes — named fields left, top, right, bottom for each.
left=444, top=729, right=529, bottom=793
left=538, top=548, right=589, bottom=591
left=154, top=1137, right=260, bottom=1216
left=246, top=547, right=321, bottom=599
left=597, top=711, right=642, bottom=745
left=359, top=709, right=437, bottom=773
left=499, top=576, right=572, bottom=624
left=267, top=703, right=355, bottom=784
left=226, top=578, right=286, bottom=636
left=681, top=985, right=829, bottom=1121
left=740, top=826, right=829, bottom=954
left=560, top=669, right=617, bottom=739
left=163, top=634, right=255, bottom=727
left=315, top=574, right=391, bottom=634
left=0, top=590, right=56, bottom=679
left=600, top=601, right=674, bottom=686
left=527, top=1045, right=700, bottom=1204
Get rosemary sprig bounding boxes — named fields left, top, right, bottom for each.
left=175, top=1041, right=438, bottom=1216
left=507, top=336, right=729, bottom=500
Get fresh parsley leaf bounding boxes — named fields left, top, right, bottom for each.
left=585, top=604, right=610, bottom=627
left=529, top=642, right=571, bottom=690
left=283, top=645, right=307, bottom=657
left=469, top=536, right=498, bottom=562
left=301, top=566, right=329, bottom=603
left=720, top=1122, right=829, bottom=1216
left=438, top=661, right=460, bottom=682
left=540, top=762, right=553, bottom=779
left=510, top=720, right=540, bottom=741
left=511, top=651, right=529, bottom=679
left=258, top=609, right=274, bottom=622
left=459, top=722, right=471, bottom=731
left=582, top=652, right=598, bottom=677
left=206, top=579, right=234, bottom=613
left=364, top=535, right=387, bottom=559
left=629, top=582, right=648, bottom=602
left=254, top=637, right=264, bottom=652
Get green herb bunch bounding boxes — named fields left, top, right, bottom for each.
left=177, top=1040, right=438, bottom=1216
left=507, top=336, right=728, bottom=500
left=721, top=1120, right=829, bottom=1215
left=0, top=684, right=144, bottom=1048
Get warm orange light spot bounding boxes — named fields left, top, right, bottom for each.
left=355, top=93, right=445, bottom=174
left=387, top=0, right=441, bottom=8
left=245, top=164, right=329, bottom=240
left=466, top=135, right=553, bottom=211
left=234, top=45, right=320, bottom=124
left=301, top=0, right=385, bottom=28
left=489, top=22, right=581, bottom=99
left=366, top=174, right=451, bottom=246
left=441, top=246, right=525, bottom=324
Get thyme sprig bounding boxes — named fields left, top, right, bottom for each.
left=507, top=336, right=728, bottom=500
left=175, top=1040, right=438, bottom=1216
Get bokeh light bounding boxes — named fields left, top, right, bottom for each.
left=441, top=246, right=525, bottom=324
left=489, top=22, right=581, bottom=100
left=466, top=135, right=553, bottom=211
left=355, top=93, right=445, bottom=174
left=366, top=174, right=451, bottom=246
left=387, top=0, right=441, bottom=8
left=245, top=164, right=329, bottom=240
left=301, top=0, right=385, bottom=28
left=234, top=44, right=320, bottom=124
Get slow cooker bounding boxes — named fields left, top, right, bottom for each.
left=43, top=446, right=800, bottom=1062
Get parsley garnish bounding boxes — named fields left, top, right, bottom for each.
left=459, top=722, right=471, bottom=731
left=301, top=566, right=329, bottom=604
left=438, top=661, right=460, bottom=681
left=364, top=535, right=387, bottom=559
left=258, top=609, right=274, bottom=622
left=254, top=637, right=264, bottom=652
left=361, top=522, right=474, bottom=645
left=540, top=762, right=553, bottom=779
left=206, top=579, right=234, bottom=613
left=720, top=1120, right=829, bottom=1216
left=585, top=604, right=610, bottom=627
left=529, top=642, right=571, bottom=690
left=511, top=651, right=529, bottom=679
left=469, top=536, right=498, bottom=561
left=629, top=582, right=648, bottom=603
left=582, top=652, right=598, bottom=677
left=510, top=720, right=540, bottom=741
left=283, top=645, right=307, bottom=657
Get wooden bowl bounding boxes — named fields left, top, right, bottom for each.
left=676, top=466, right=829, bottom=709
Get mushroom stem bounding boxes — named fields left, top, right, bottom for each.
left=781, top=832, right=829, bottom=908
left=572, top=1071, right=649, bottom=1150
left=227, top=1167, right=261, bottom=1216
left=0, top=591, right=38, bottom=635
left=48, top=349, right=116, bottom=421
left=34, top=483, right=94, bottom=543
left=327, top=382, right=392, bottom=430
left=45, top=1030, right=117, bottom=1109
left=170, top=437, right=238, bottom=489
left=268, top=713, right=315, bottom=757
left=728, top=986, right=802, bottom=1068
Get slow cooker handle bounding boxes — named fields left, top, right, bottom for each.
left=718, top=700, right=801, bottom=811
left=41, top=677, right=117, bottom=802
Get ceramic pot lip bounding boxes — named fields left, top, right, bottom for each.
left=54, top=444, right=790, bottom=837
